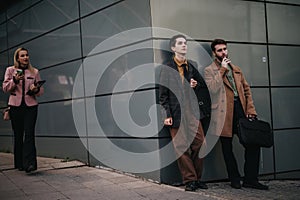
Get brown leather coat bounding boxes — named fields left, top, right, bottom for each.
left=204, top=61, right=256, bottom=137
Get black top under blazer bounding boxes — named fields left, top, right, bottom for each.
left=159, top=59, right=211, bottom=131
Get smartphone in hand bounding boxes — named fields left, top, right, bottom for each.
left=16, top=69, right=23, bottom=76
left=26, top=80, right=46, bottom=96
left=34, top=80, right=46, bottom=87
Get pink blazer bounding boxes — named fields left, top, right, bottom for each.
left=2, top=66, right=44, bottom=107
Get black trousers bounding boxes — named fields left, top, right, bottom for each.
left=10, top=105, right=38, bottom=169
left=220, top=98, right=260, bottom=183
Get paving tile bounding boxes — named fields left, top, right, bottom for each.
left=47, top=178, right=84, bottom=192
left=5, top=174, right=44, bottom=188
left=109, top=175, right=142, bottom=184
left=118, top=180, right=156, bottom=189
left=27, top=191, right=68, bottom=200
left=145, top=189, right=212, bottom=200
left=131, top=184, right=176, bottom=196
left=62, top=188, right=107, bottom=200
left=0, top=189, right=26, bottom=199
left=100, top=187, right=147, bottom=200
left=0, top=175, right=19, bottom=192
left=92, top=170, right=125, bottom=179
left=21, top=181, right=56, bottom=195
left=83, top=179, right=115, bottom=190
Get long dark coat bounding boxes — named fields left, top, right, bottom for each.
left=159, top=59, right=211, bottom=132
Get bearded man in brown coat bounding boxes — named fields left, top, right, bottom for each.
left=205, top=39, right=268, bottom=190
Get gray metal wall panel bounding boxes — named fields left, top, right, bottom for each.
left=151, top=0, right=266, bottom=42
left=272, top=88, right=300, bottom=129
left=274, top=130, right=300, bottom=172
left=36, top=137, right=89, bottom=163
left=267, top=4, right=300, bottom=44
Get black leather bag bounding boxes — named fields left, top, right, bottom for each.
left=238, top=118, right=273, bottom=148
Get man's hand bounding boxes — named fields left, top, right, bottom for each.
left=221, top=57, right=231, bottom=68
left=246, top=114, right=257, bottom=119
left=164, top=117, right=173, bottom=126
left=190, top=78, right=197, bottom=88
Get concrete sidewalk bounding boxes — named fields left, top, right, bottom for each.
left=0, top=152, right=299, bottom=200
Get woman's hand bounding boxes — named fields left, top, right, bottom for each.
left=14, top=73, right=24, bottom=81
left=29, top=84, right=39, bottom=93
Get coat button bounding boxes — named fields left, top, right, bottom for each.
left=198, top=101, right=204, bottom=105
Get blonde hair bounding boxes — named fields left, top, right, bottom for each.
left=13, top=47, right=36, bottom=73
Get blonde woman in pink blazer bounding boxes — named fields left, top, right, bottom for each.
left=2, top=47, right=44, bottom=173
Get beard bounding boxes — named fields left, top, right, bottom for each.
left=215, top=53, right=228, bottom=62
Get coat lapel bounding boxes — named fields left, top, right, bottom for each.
left=169, top=60, right=184, bottom=91
left=232, top=64, right=242, bottom=90
left=212, top=61, right=234, bottom=91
